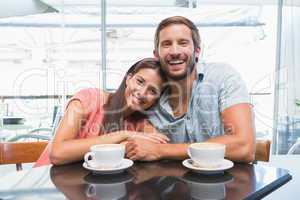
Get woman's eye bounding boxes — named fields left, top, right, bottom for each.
left=136, top=79, right=143, bottom=85
left=150, top=89, right=157, bottom=95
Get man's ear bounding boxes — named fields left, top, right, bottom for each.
left=153, top=49, right=159, bottom=59
left=194, top=47, right=201, bottom=62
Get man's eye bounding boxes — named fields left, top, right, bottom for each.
left=180, top=41, right=188, bottom=46
left=161, top=42, right=171, bottom=47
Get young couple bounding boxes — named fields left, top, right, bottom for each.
left=42, top=16, right=255, bottom=166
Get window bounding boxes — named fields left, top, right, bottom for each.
left=0, top=1, right=278, bottom=145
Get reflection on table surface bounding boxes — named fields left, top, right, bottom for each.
left=0, top=160, right=292, bottom=200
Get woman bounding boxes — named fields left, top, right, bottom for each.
left=41, top=58, right=168, bottom=166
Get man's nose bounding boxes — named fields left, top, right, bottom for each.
left=169, top=44, right=181, bottom=56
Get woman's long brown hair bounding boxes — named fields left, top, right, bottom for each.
left=102, top=58, right=166, bottom=133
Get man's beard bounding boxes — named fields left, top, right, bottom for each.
left=160, top=53, right=197, bottom=81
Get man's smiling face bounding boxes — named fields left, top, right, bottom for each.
left=155, top=24, right=200, bottom=80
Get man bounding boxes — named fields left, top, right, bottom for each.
left=126, top=16, right=255, bottom=163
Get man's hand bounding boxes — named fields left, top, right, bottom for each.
left=125, top=138, right=161, bottom=161
left=128, top=132, right=169, bottom=144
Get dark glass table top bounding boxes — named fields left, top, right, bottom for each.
left=0, top=160, right=292, bottom=200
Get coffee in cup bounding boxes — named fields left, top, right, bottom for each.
left=187, top=142, right=226, bottom=168
left=84, top=144, right=125, bottom=168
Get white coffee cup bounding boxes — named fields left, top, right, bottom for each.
left=187, top=142, right=225, bottom=168
left=84, top=144, right=125, bottom=168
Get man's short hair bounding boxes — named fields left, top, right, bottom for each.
left=154, top=16, right=201, bottom=51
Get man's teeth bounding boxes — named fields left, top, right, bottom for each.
left=169, top=60, right=184, bottom=64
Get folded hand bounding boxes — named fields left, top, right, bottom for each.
left=126, top=138, right=162, bottom=161
left=128, top=132, right=169, bottom=144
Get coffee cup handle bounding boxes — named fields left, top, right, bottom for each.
left=86, top=184, right=96, bottom=198
left=84, top=152, right=95, bottom=165
left=187, top=148, right=191, bottom=158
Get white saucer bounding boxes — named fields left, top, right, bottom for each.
left=182, top=159, right=234, bottom=175
left=83, top=159, right=133, bottom=175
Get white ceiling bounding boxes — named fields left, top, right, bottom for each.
left=1, top=0, right=299, bottom=19
left=40, top=0, right=300, bottom=8
left=197, top=0, right=299, bottom=6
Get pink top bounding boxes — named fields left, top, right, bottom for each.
left=34, top=88, right=145, bottom=167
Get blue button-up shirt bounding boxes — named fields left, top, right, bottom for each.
left=147, top=62, right=250, bottom=143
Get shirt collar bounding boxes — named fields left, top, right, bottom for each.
left=196, top=62, right=205, bottom=82
left=159, top=87, right=173, bottom=114
left=157, top=62, right=205, bottom=116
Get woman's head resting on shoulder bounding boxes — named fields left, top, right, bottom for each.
left=124, top=58, right=166, bottom=112
left=103, top=58, right=166, bottom=133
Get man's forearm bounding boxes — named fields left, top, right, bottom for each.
left=206, top=134, right=255, bottom=162
left=156, top=135, right=254, bottom=163
left=157, top=143, right=190, bottom=160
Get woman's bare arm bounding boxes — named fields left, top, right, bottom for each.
left=49, top=100, right=131, bottom=165
left=50, top=101, right=169, bottom=165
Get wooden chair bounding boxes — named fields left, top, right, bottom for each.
left=0, top=141, right=48, bottom=171
left=255, top=139, right=271, bottom=162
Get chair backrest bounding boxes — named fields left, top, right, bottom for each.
left=255, top=139, right=271, bottom=162
left=0, top=141, right=48, bottom=171
left=4, top=106, right=63, bottom=142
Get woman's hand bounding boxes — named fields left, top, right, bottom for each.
left=128, top=132, right=169, bottom=144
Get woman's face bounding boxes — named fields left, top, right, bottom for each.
left=125, top=68, right=164, bottom=112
